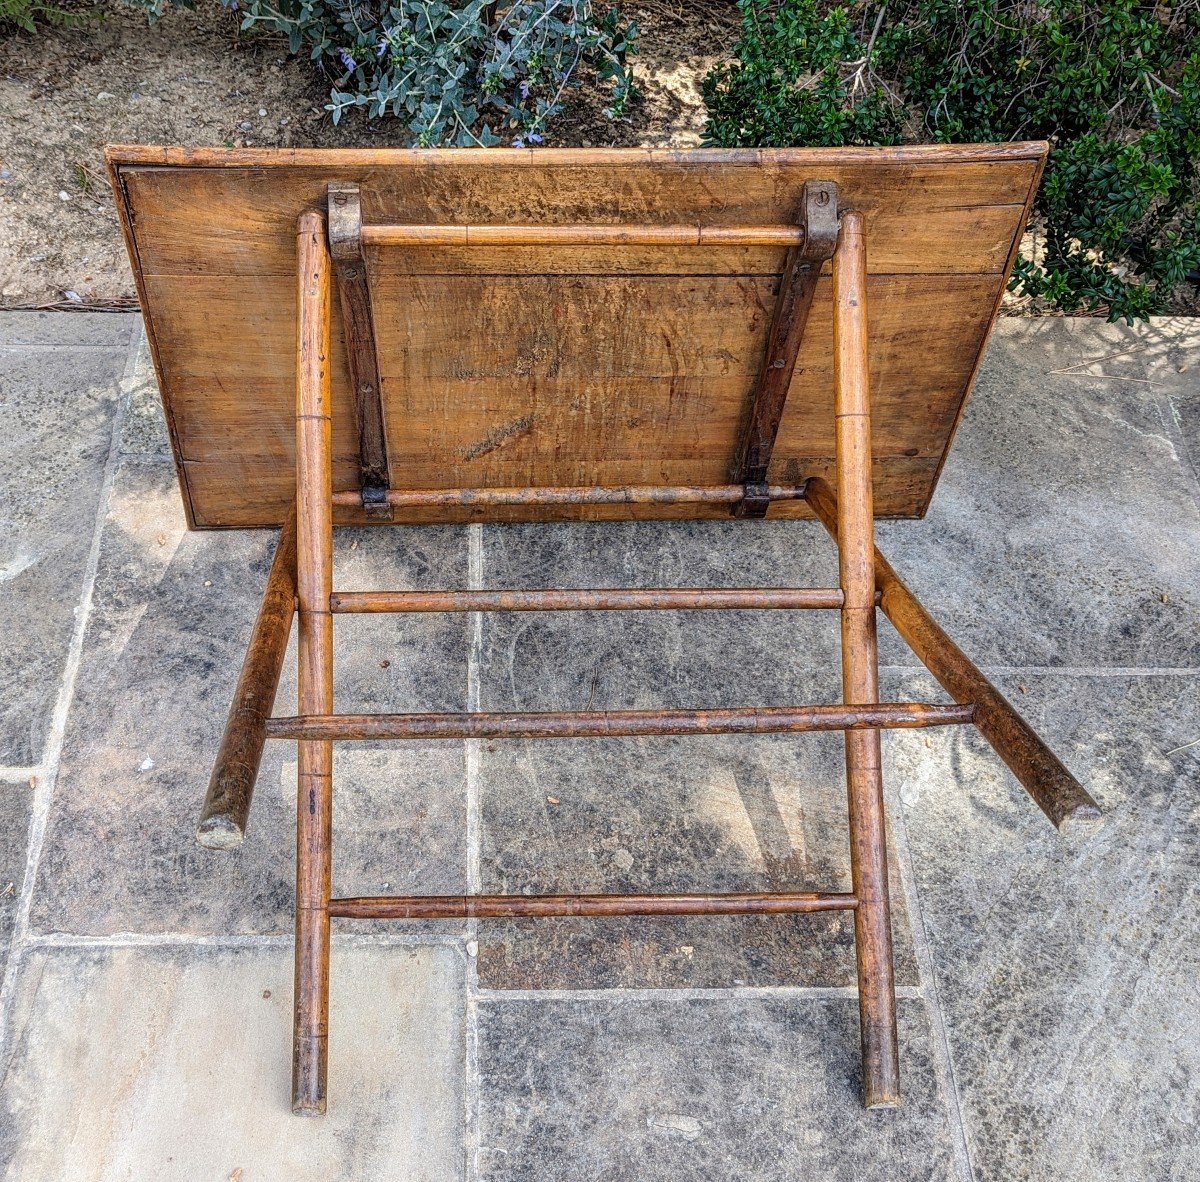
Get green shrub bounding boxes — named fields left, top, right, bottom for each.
left=132, top=0, right=637, bottom=147
left=0, top=0, right=88, bottom=30
left=703, top=0, right=1200, bottom=322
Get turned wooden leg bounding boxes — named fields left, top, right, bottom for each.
left=833, top=210, right=900, bottom=1109
left=293, top=210, right=335, bottom=1115
left=196, top=509, right=297, bottom=850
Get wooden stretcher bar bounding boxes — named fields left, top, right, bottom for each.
left=328, top=587, right=847, bottom=612
left=329, top=891, right=859, bottom=920
left=359, top=222, right=813, bottom=247
left=264, top=702, right=975, bottom=741
left=330, top=483, right=808, bottom=508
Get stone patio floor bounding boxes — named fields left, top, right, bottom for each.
left=0, top=310, right=1197, bottom=1180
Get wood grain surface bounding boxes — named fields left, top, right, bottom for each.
left=108, top=143, right=1046, bottom=526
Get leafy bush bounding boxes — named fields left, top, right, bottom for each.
left=1, top=0, right=88, bottom=30
left=133, top=0, right=637, bottom=147
left=703, top=1, right=1200, bottom=321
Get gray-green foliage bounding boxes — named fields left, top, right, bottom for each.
left=0, top=0, right=88, bottom=30
left=129, top=0, right=636, bottom=146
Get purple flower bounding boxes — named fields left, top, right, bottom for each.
left=528, top=132, right=543, bottom=144
left=377, top=38, right=388, bottom=58
left=339, top=49, right=357, bottom=73
left=512, top=138, right=525, bottom=148
left=519, top=81, right=531, bottom=98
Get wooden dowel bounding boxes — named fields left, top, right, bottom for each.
left=805, top=477, right=1102, bottom=835
left=293, top=210, right=335, bottom=1117
left=196, top=510, right=297, bottom=849
left=266, top=703, right=975, bottom=742
left=329, top=891, right=858, bottom=920
left=833, top=211, right=900, bottom=1111
left=360, top=222, right=809, bottom=248
left=331, top=482, right=808, bottom=509
left=330, top=587, right=845, bottom=613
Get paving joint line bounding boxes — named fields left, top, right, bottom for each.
left=464, top=521, right=483, bottom=1182
left=0, top=343, right=133, bottom=354
left=22, top=930, right=470, bottom=950
left=880, top=663, right=1198, bottom=677
left=889, top=785, right=977, bottom=1182
left=0, top=319, right=142, bottom=1074
left=472, top=984, right=924, bottom=1002
left=1149, top=382, right=1200, bottom=512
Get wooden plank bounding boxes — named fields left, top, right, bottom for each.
left=920, top=142, right=1047, bottom=515
left=123, top=174, right=1027, bottom=278
left=142, top=271, right=988, bottom=489
left=107, top=142, right=1050, bottom=169
left=107, top=144, right=1046, bottom=525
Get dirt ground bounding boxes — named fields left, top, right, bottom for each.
left=3, top=2, right=1194, bottom=316
left=0, top=0, right=737, bottom=306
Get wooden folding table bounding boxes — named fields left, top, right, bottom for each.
left=107, top=143, right=1100, bottom=1115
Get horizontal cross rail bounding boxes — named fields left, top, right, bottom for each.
left=331, top=482, right=808, bottom=510
left=360, top=223, right=809, bottom=249
left=330, top=587, right=845, bottom=613
left=329, top=891, right=858, bottom=920
left=266, top=702, right=975, bottom=741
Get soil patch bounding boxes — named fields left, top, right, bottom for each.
left=0, top=0, right=739, bottom=306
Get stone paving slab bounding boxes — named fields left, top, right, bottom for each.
left=473, top=529, right=915, bottom=988
left=0, top=338, right=129, bottom=764
left=0, top=311, right=137, bottom=349
left=0, top=941, right=466, bottom=1181
left=28, top=457, right=471, bottom=937
left=475, top=996, right=958, bottom=1181
left=876, top=318, right=1200, bottom=670
left=479, top=517, right=842, bottom=682
left=891, top=670, right=1200, bottom=1182
left=116, top=331, right=172, bottom=459
left=3, top=311, right=1200, bottom=1181
left=475, top=712, right=916, bottom=990
left=0, top=783, right=33, bottom=972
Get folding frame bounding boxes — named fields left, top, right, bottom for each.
left=107, top=144, right=1101, bottom=1116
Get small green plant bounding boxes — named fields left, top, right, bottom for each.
left=703, top=1, right=1200, bottom=321
left=0, top=0, right=88, bottom=30
left=131, top=0, right=637, bottom=147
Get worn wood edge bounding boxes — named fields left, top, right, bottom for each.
left=105, top=142, right=1051, bottom=171
left=917, top=141, right=1050, bottom=517
left=104, top=152, right=199, bottom=530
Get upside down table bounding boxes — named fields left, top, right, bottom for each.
left=107, top=142, right=1100, bottom=1115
